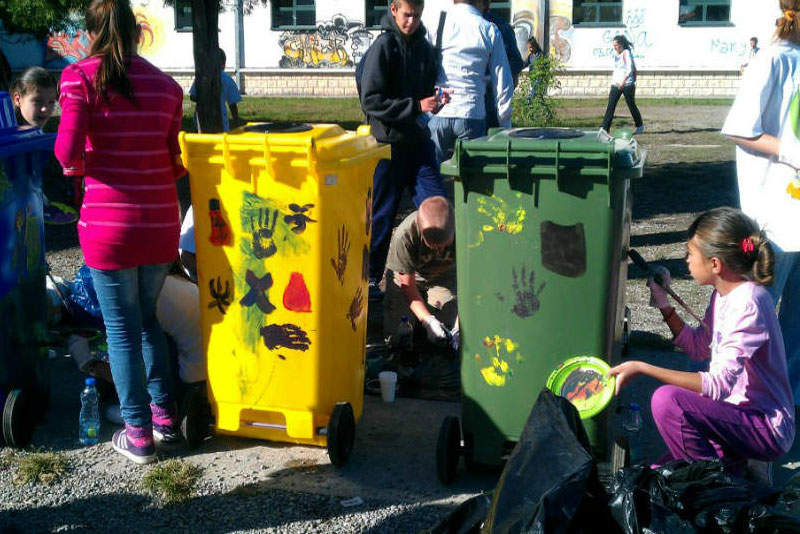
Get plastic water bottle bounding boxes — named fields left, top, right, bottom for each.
left=396, top=315, right=414, bottom=352
left=78, top=377, right=100, bottom=445
left=621, top=402, right=642, bottom=466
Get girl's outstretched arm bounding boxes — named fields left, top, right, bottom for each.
left=609, top=361, right=702, bottom=395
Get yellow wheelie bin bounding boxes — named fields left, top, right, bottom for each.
left=179, top=122, right=389, bottom=465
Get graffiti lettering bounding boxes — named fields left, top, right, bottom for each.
left=710, top=39, right=747, bottom=57
left=278, top=14, right=373, bottom=69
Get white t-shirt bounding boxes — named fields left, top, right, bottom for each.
left=156, top=275, right=205, bottom=383
left=611, top=49, right=635, bottom=87
left=722, top=42, right=800, bottom=252
left=179, top=205, right=195, bottom=254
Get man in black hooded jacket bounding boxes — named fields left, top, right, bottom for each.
left=360, top=0, right=449, bottom=300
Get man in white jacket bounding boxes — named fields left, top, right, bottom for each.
left=425, top=0, right=514, bottom=165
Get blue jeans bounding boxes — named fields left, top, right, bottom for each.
left=90, top=263, right=174, bottom=427
left=427, top=116, right=486, bottom=165
left=767, top=245, right=800, bottom=403
left=369, top=139, right=445, bottom=282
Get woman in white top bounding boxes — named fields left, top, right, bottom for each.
left=600, top=35, right=643, bottom=134
left=721, top=0, right=800, bottom=408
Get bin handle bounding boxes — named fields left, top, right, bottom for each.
left=221, top=134, right=233, bottom=176
left=261, top=135, right=275, bottom=183
left=306, top=138, right=318, bottom=176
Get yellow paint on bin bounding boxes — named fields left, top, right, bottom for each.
left=179, top=124, right=389, bottom=447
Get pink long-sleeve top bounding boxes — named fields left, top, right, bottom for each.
left=674, top=281, right=795, bottom=452
left=55, top=55, right=185, bottom=270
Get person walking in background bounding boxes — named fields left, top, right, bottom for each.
left=55, top=0, right=185, bottom=464
left=722, top=0, right=800, bottom=413
left=600, top=35, right=643, bottom=136
left=522, top=37, right=543, bottom=70
left=426, top=0, right=514, bottom=164
left=741, top=37, right=761, bottom=72
left=189, top=48, right=242, bottom=132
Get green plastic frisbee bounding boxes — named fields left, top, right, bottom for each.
left=546, top=356, right=615, bottom=419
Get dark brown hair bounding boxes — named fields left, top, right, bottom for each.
left=85, top=0, right=138, bottom=102
left=688, top=207, right=774, bottom=285
left=10, top=66, right=57, bottom=98
left=776, top=0, right=800, bottom=45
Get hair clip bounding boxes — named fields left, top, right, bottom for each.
left=741, top=237, right=755, bottom=254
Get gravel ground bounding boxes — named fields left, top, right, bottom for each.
left=1, top=101, right=749, bottom=533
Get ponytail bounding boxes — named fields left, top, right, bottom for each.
left=85, top=0, right=138, bottom=103
left=687, top=207, right=774, bottom=286
left=776, top=0, right=800, bottom=45
left=750, top=232, right=775, bottom=286
left=613, top=35, right=633, bottom=51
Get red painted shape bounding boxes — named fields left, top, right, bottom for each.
left=283, top=272, right=311, bottom=312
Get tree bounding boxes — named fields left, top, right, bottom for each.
left=0, top=0, right=89, bottom=89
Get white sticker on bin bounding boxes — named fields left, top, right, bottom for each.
left=325, top=174, right=338, bottom=186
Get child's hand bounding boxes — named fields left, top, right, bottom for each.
left=420, top=96, right=439, bottom=113
left=608, top=361, right=642, bottom=395
left=647, top=265, right=671, bottom=309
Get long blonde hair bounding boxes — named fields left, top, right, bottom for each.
left=776, top=0, right=800, bottom=45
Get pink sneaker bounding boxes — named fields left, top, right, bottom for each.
left=150, top=403, right=181, bottom=444
left=111, top=424, right=156, bottom=464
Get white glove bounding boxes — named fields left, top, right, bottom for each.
left=779, top=135, right=800, bottom=170
left=423, top=315, right=448, bottom=345
left=450, top=325, right=460, bottom=351
left=646, top=265, right=671, bottom=309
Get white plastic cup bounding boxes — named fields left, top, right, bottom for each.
left=378, top=371, right=398, bottom=403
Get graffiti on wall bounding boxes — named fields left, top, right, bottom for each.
left=44, top=6, right=164, bottom=66
left=709, top=39, right=748, bottom=57
left=592, top=7, right=652, bottom=60
left=279, top=14, right=373, bottom=69
left=511, top=0, right=574, bottom=64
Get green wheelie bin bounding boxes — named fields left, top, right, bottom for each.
left=435, top=128, right=645, bottom=483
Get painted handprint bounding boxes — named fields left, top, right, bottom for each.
left=346, top=286, right=364, bottom=331
left=239, top=269, right=276, bottom=315
left=208, top=276, right=232, bottom=314
left=250, top=208, right=279, bottom=259
left=511, top=266, right=545, bottom=318
left=260, top=323, right=311, bottom=352
left=330, top=224, right=350, bottom=285
left=284, top=203, right=316, bottom=234
left=475, top=334, right=524, bottom=387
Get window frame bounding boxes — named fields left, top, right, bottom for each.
left=365, top=0, right=390, bottom=30
left=573, top=0, right=624, bottom=27
left=678, top=0, right=733, bottom=27
left=271, top=0, right=317, bottom=31
left=488, top=1, right=511, bottom=24
left=174, top=0, right=193, bottom=33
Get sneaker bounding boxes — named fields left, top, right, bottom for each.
left=111, top=424, right=156, bottom=464
left=368, top=280, right=384, bottom=302
left=597, top=128, right=613, bottom=142
left=150, top=403, right=182, bottom=444
left=634, top=125, right=644, bottom=135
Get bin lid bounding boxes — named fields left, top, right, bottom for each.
left=0, top=125, right=56, bottom=158
left=440, top=127, right=642, bottom=179
left=242, top=122, right=313, bottom=134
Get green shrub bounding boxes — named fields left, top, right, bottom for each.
left=512, top=55, right=565, bottom=127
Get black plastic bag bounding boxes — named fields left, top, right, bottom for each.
left=483, top=389, right=618, bottom=533
left=427, top=493, right=492, bottom=534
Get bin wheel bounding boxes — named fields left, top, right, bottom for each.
left=327, top=402, right=355, bottom=467
left=3, top=389, right=35, bottom=448
left=463, top=432, right=478, bottom=473
left=436, top=416, right=461, bottom=485
left=181, top=385, right=210, bottom=450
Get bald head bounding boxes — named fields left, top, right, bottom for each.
left=417, top=196, right=454, bottom=247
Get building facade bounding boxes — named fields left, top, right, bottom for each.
left=0, top=0, right=783, bottom=98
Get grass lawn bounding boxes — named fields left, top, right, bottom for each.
left=180, top=96, right=734, bottom=132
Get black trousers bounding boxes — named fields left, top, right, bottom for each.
left=601, top=84, right=643, bottom=130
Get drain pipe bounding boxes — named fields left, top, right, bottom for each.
left=234, top=0, right=244, bottom=91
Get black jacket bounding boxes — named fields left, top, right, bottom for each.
left=359, top=14, right=438, bottom=144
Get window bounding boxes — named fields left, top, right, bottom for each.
left=488, top=1, right=511, bottom=23
left=174, top=0, right=192, bottom=32
left=678, top=0, right=731, bottom=25
left=366, top=0, right=389, bottom=29
left=573, top=0, right=623, bottom=26
left=271, top=0, right=316, bottom=30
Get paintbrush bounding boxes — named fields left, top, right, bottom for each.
left=628, top=249, right=709, bottom=330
